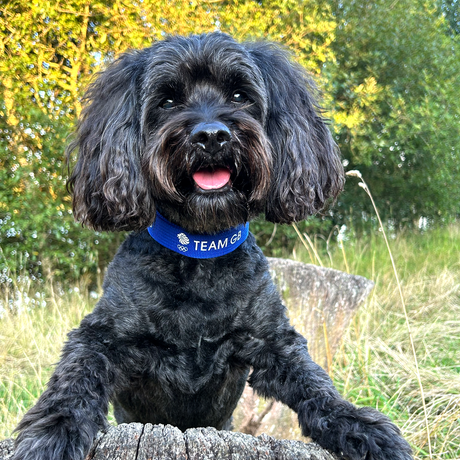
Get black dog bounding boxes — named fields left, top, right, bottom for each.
left=13, top=33, right=412, bottom=460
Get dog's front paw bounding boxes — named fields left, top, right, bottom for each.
left=13, top=415, right=97, bottom=460
left=298, top=398, right=413, bottom=460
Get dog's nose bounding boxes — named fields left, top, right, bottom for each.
left=190, top=122, right=231, bottom=153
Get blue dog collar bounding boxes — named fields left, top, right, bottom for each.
left=147, top=212, right=249, bottom=259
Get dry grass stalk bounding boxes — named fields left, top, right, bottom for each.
left=345, top=170, right=433, bottom=459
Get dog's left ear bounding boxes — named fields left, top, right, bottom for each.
left=247, top=43, right=344, bottom=224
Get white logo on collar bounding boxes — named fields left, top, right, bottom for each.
left=177, top=233, right=190, bottom=245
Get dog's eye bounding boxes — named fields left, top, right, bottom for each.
left=160, top=98, right=177, bottom=110
left=231, top=91, right=248, bottom=104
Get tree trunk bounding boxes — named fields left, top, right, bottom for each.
left=267, top=257, right=374, bottom=371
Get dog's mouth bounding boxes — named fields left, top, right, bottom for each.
left=192, top=167, right=232, bottom=191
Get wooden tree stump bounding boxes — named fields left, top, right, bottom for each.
left=0, top=424, right=336, bottom=460
left=267, top=257, right=374, bottom=371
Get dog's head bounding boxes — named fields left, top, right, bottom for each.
left=67, top=33, right=344, bottom=234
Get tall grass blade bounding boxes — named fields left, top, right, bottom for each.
left=346, top=170, right=433, bottom=459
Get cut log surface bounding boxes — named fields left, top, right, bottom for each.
left=0, top=424, right=336, bottom=460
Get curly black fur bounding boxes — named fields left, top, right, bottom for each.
left=13, top=33, right=412, bottom=460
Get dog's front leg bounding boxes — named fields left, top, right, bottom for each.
left=240, top=307, right=413, bottom=460
left=12, top=328, right=113, bottom=460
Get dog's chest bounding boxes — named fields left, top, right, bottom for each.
left=145, top=267, right=249, bottom=346
left=133, top=280, right=247, bottom=392
left=105, top=238, right=268, bottom=386
left=135, top=258, right=252, bottom=367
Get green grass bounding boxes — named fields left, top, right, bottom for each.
left=0, top=224, right=459, bottom=458
left=0, top=280, right=97, bottom=438
left=294, top=224, right=460, bottom=459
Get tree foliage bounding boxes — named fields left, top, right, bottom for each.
left=440, top=0, right=460, bottom=35
left=326, top=0, right=460, bottom=228
left=0, top=0, right=459, bottom=279
left=0, top=0, right=335, bottom=278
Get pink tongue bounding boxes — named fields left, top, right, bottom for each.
left=193, top=168, right=231, bottom=190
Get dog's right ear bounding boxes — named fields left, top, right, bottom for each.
left=67, top=50, right=155, bottom=231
